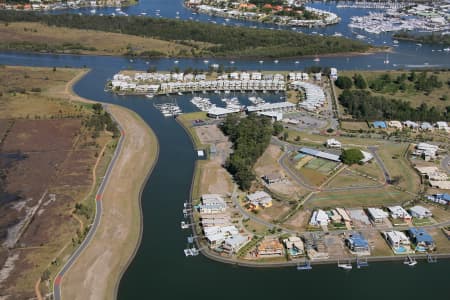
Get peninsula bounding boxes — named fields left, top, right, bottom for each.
left=0, top=11, right=373, bottom=58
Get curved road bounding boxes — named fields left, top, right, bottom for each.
left=441, top=155, right=450, bottom=174
left=53, top=105, right=125, bottom=300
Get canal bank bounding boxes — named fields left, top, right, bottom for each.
left=0, top=52, right=449, bottom=300
left=55, top=68, right=160, bottom=300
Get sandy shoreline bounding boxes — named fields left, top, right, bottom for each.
left=58, top=69, right=159, bottom=300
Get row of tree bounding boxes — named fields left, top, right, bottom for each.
left=0, top=11, right=370, bottom=58
left=339, top=90, right=450, bottom=122
left=335, top=71, right=444, bottom=94
left=220, top=114, right=274, bottom=190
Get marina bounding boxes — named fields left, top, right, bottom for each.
left=0, top=50, right=449, bottom=300
left=154, top=102, right=182, bottom=117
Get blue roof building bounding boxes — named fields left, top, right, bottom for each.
left=373, top=121, right=387, bottom=129
left=407, top=228, right=435, bottom=251
left=345, top=232, right=370, bottom=253
left=428, top=193, right=450, bottom=205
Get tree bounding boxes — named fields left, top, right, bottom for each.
left=272, top=121, right=283, bottom=136
left=353, top=73, right=367, bottom=89
left=340, top=148, right=364, bottom=165
left=335, top=76, right=352, bottom=89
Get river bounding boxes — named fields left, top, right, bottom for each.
left=0, top=51, right=448, bottom=299
left=47, top=0, right=450, bottom=67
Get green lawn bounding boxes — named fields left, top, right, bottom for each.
left=377, top=143, right=421, bottom=193
left=305, top=187, right=411, bottom=209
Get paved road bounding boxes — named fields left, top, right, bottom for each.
left=367, top=146, right=391, bottom=183
left=53, top=105, right=125, bottom=300
left=441, top=155, right=450, bottom=174
left=230, top=184, right=299, bottom=235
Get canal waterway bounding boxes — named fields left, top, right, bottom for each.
left=0, top=52, right=449, bottom=299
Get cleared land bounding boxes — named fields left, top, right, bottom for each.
left=0, top=22, right=209, bottom=57
left=254, top=144, right=306, bottom=198
left=304, top=187, right=412, bottom=209
left=194, top=124, right=233, bottom=196
left=0, top=66, right=115, bottom=299
left=61, top=105, right=157, bottom=300
left=377, top=143, right=421, bottom=193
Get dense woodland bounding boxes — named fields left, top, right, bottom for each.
left=393, top=32, right=450, bottom=46
left=0, top=11, right=371, bottom=58
left=339, top=90, right=450, bottom=122
left=336, top=71, right=450, bottom=122
left=220, top=114, right=274, bottom=190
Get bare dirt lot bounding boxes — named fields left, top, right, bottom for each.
left=194, top=125, right=233, bottom=195
left=255, top=144, right=305, bottom=198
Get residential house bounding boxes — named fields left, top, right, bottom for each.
left=407, top=228, right=435, bottom=252
left=367, top=207, right=389, bottom=223
left=388, top=120, right=402, bottom=129
left=199, top=194, right=227, bottom=214
left=310, top=209, right=330, bottom=226
left=223, top=234, right=249, bottom=255
left=383, top=230, right=412, bottom=254
left=427, top=193, right=450, bottom=205
left=262, top=172, right=283, bottom=184
left=345, top=232, right=370, bottom=255
left=373, top=121, right=387, bottom=129
left=387, top=206, right=412, bottom=221
left=256, top=238, right=284, bottom=257
left=246, top=191, right=273, bottom=209
left=283, top=236, right=305, bottom=257
left=409, top=206, right=432, bottom=219
left=326, top=138, right=342, bottom=148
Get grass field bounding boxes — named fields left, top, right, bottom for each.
left=339, top=70, right=450, bottom=110
left=340, top=121, right=370, bottom=131
left=350, top=160, right=385, bottom=182
left=299, top=168, right=328, bottom=186
left=0, top=66, right=90, bottom=119
left=304, top=187, right=411, bottom=209
left=0, top=22, right=210, bottom=57
left=377, top=143, right=421, bottom=193
left=285, top=129, right=386, bottom=147
left=304, top=158, right=338, bottom=174
left=325, top=170, right=380, bottom=188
